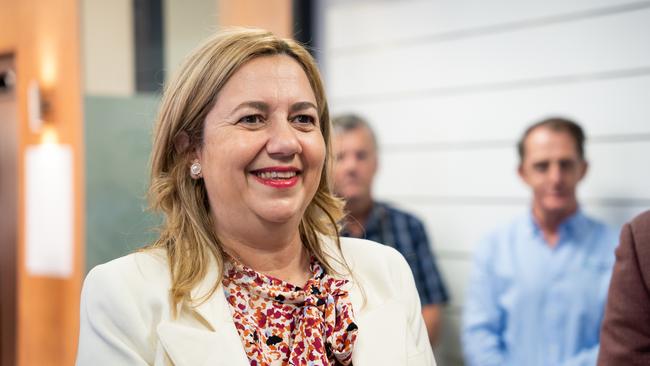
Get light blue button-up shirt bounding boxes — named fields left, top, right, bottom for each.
left=462, top=210, right=617, bottom=366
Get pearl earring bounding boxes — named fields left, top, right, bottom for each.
left=190, top=162, right=202, bottom=177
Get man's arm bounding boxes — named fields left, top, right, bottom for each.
left=462, top=235, right=508, bottom=366
left=421, top=304, right=442, bottom=345
left=410, top=218, right=449, bottom=346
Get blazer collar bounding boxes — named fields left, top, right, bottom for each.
left=157, top=316, right=249, bottom=366
left=157, top=302, right=406, bottom=366
left=320, top=235, right=364, bottom=311
left=158, top=255, right=249, bottom=366
left=157, top=237, right=408, bottom=366
left=179, top=235, right=367, bottom=311
left=184, top=237, right=367, bottom=327
left=189, top=254, right=228, bottom=330
left=320, top=236, right=410, bottom=364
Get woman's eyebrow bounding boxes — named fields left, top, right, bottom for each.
left=289, top=101, right=317, bottom=113
left=229, top=101, right=269, bottom=117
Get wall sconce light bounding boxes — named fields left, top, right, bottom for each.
left=0, top=69, right=15, bottom=93
left=24, top=78, right=72, bottom=278
left=27, top=80, right=51, bottom=134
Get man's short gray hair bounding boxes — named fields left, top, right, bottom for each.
left=331, top=113, right=378, bottom=147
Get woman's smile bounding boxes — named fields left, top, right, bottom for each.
left=250, top=166, right=301, bottom=188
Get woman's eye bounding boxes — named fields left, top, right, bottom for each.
left=238, top=115, right=263, bottom=125
left=292, top=115, right=316, bottom=125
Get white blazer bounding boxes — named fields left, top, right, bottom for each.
left=76, top=237, right=437, bottom=366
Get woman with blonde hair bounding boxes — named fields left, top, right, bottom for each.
left=76, top=28, right=435, bottom=366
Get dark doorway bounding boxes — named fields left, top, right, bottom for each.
left=0, top=54, right=17, bottom=366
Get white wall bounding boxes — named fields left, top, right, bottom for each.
left=83, top=0, right=217, bottom=96
left=83, top=0, right=135, bottom=95
left=163, top=0, right=218, bottom=79
left=322, top=1, right=650, bottom=364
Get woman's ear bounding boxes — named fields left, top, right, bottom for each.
left=175, top=132, right=202, bottom=179
left=173, top=131, right=190, bottom=154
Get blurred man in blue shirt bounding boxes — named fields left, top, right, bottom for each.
left=462, top=117, right=617, bottom=366
left=332, top=114, right=449, bottom=345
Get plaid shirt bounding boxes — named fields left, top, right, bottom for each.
left=341, top=201, right=449, bottom=306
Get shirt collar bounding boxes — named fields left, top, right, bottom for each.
left=525, top=208, right=587, bottom=242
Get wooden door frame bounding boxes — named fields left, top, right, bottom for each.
left=0, top=53, right=17, bottom=366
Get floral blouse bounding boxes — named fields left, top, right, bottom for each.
left=222, top=258, right=358, bottom=366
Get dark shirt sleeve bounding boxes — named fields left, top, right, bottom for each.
left=408, top=216, right=449, bottom=306
left=597, top=215, right=650, bottom=366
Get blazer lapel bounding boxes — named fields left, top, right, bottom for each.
left=157, top=237, right=413, bottom=366
left=322, top=236, right=410, bottom=365
left=156, top=318, right=248, bottom=366
left=157, top=258, right=249, bottom=366
left=352, top=300, right=408, bottom=365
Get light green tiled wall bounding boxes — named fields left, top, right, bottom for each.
left=84, top=94, right=161, bottom=272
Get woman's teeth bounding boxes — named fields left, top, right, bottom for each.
left=255, top=171, right=297, bottom=179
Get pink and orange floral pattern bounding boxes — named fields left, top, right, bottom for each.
left=222, top=258, right=358, bottom=366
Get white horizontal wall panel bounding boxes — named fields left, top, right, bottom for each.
left=393, top=201, right=648, bottom=254
left=582, top=203, right=650, bottom=227
left=401, top=203, right=527, bottom=253
left=435, top=309, right=464, bottom=366
left=583, top=140, right=650, bottom=198
left=326, top=0, right=644, bottom=50
left=375, top=146, right=524, bottom=198
left=438, top=257, right=471, bottom=308
left=375, top=140, right=650, bottom=199
left=330, top=75, right=650, bottom=146
left=328, top=9, right=650, bottom=99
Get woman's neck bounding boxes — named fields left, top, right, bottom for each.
left=217, top=224, right=311, bottom=287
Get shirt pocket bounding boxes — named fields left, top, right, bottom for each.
left=560, top=259, right=612, bottom=332
left=570, top=258, right=611, bottom=300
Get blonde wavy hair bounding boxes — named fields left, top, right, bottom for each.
left=146, top=28, right=347, bottom=312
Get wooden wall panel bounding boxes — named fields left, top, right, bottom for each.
left=0, top=1, right=17, bottom=53
left=0, top=57, right=18, bottom=366
left=217, top=0, right=293, bottom=38
left=0, top=0, right=84, bottom=365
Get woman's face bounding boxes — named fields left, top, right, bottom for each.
left=198, top=55, right=325, bottom=234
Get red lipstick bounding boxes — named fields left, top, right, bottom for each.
left=250, top=166, right=300, bottom=188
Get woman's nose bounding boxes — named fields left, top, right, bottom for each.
left=265, top=119, right=302, bottom=158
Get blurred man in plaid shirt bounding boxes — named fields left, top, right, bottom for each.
left=332, top=114, right=449, bottom=346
